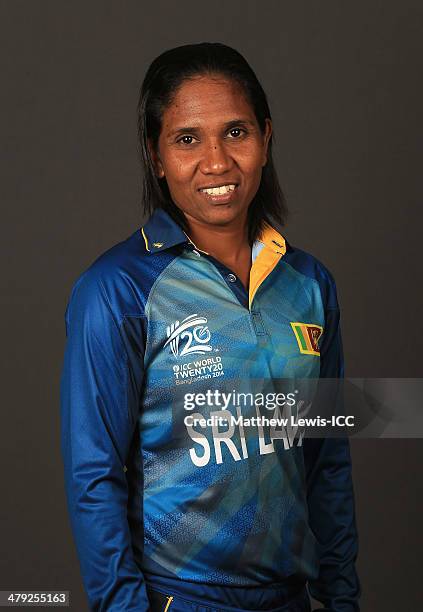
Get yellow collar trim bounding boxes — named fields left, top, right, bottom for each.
left=256, top=221, right=286, bottom=254
left=249, top=222, right=286, bottom=308
left=183, top=231, right=210, bottom=255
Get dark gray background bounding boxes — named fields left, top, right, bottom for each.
left=1, top=1, right=422, bottom=610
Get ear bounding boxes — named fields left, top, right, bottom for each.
left=261, top=118, right=272, bottom=167
left=148, top=138, right=165, bottom=178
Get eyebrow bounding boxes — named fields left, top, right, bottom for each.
left=166, top=119, right=256, bottom=139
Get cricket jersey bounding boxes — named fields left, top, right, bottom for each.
left=60, top=207, right=361, bottom=611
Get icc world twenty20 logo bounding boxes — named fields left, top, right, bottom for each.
left=163, top=314, right=213, bottom=358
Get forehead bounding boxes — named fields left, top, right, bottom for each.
left=161, top=75, right=255, bottom=129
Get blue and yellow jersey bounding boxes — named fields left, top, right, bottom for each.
left=60, top=208, right=360, bottom=611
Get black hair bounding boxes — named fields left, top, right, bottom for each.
left=137, top=42, right=288, bottom=244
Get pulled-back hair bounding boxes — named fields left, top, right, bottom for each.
left=137, top=42, right=288, bottom=244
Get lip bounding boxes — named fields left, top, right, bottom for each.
left=197, top=184, right=239, bottom=204
left=197, top=181, right=239, bottom=190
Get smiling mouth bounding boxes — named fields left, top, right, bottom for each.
left=198, top=183, right=238, bottom=195
left=197, top=183, right=239, bottom=204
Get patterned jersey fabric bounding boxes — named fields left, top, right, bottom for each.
left=60, top=207, right=360, bottom=611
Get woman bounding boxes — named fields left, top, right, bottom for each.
left=60, top=43, right=360, bottom=612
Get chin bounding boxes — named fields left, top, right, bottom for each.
left=205, top=203, right=247, bottom=223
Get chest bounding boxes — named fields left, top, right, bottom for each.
left=142, top=250, right=325, bottom=386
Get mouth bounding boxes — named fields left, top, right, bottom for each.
left=197, top=183, right=239, bottom=204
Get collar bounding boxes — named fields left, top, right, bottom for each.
left=141, top=207, right=287, bottom=255
left=256, top=221, right=287, bottom=255
left=141, top=208, right=189, bottom=253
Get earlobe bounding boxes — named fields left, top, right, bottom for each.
left=148, top=138, right=165, bottom=178
left=154, top=155, right=165, bottom=178
left=262, top=118, right=272, bottom=167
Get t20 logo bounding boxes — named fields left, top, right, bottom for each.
left=164, top=314, right=212, bottom=358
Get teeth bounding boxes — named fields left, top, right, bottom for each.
left=201, top=184, right=236, bottom=195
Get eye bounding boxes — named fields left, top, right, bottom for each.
left=177, top=135, right=197, bottom=145
left=227, top=127, right=246, bottom=138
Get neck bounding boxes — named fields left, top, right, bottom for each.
left=184, top=213, right=250, bottom=263
left=183, top=211, right=253, bottom=291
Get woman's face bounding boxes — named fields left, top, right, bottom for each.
left=150, top=74, right=272, bottom=229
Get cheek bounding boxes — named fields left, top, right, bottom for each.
left=236, top=140, right=265, bottom=168
left=239, top=150, right=264, bottom=182
left=163, top=153, right=196, bottom=186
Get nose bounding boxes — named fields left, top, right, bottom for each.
left=198, top=139, right=234, bottom=175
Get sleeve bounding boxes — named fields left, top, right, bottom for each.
left=303, top=282, right=361, bottom=611
left=60, top=272, right=150, bottom=612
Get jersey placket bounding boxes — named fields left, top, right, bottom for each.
left=183, top=241, right=284, bottom=339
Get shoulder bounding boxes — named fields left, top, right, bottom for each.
left=282, top=241, right=340, bottom=310
left=65, top=229, right=149, bottom=327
